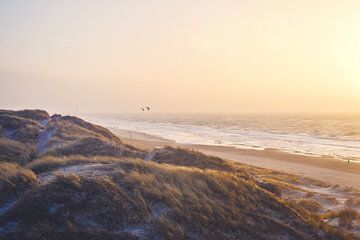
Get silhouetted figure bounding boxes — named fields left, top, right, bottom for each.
left=348, top=159, right=350, bottom=164
left=146, top=106, right=150, bottom=111
left=141, top=108, right=145, bottom=111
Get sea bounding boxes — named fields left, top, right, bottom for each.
left=82, top=113, right=360, bottom=163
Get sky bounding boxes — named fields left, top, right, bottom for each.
left=1, top=0, right=360, bottom=114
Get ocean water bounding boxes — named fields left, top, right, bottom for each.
left=82, top=113, right=360, bottom=162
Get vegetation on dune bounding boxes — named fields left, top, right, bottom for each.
left=2, top=157, right=325, bottom=240
left=296, top=199, right=323, bottom=212
left=30, top=155, right=126, bottom=174
left=0, top=110, right=49, bottom=121
left=0, top=139, right=37, bottom=164
left=288, top=202, right=360, bottom=240
left=58, top=116, right=120, bottom=142
left=0, top=110, right=144, bottom=163
left=47, top=118, right=118, bottom=143
left=45, top=137, right=143, bottom=159
left=152, top=146, right=235, bottom=172
left=0, top=110, right=359, bottom=239
left=338, top=209, right=359, bottom=228
left=0, top=162, right=37, bottom=204
left=0, top=113, right=42, bottom=144
left=323, top=209, right=359, bottom=229
left=345, top=197, right=360, bottom=208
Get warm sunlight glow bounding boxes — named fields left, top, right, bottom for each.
left=1, top=0, right=360, bottom=114
left=1, top=2, right=360, bottom=238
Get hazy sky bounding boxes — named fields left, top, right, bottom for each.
left=1, top=0, right=360, bottom=114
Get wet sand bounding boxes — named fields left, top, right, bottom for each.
left=111, top=128, right=360, bottom=189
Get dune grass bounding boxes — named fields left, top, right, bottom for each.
left=2, top=152, right=359, bottom=239
left=29, top=155, right=124, bottom=173
left=1, top=110, right=359, bottom=239
left=296, top=199, right=323, bottom=212
left=45, top=137, right=143, bottom=159
left=0, top=109, right=49, bottom=121
left=0, top=162, right=37, bottom=204
left=0, top=113, right=42, bottom=144
left=2, top=156, right=328, bottom=240
left=0, top=138, right=37, bottom=164
left=152, top=146, right=235, bottom=171
left=324, top=208, right=359, bottom=229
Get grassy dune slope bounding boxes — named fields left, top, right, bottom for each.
left=0, top=110, right=143, bottom=163
left=0, top=110, right=358, bottom=240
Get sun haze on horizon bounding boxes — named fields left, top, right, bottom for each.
left=1, top=0, right=360, bottom=115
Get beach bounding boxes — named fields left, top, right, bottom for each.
left=112, top=128, right=360, bottom=190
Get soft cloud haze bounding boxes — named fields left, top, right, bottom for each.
left=1, top=0, right=360, bottom=114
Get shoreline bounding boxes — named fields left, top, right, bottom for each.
left=111, top=128, right=360, bottom=189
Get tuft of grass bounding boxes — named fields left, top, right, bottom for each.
left=0, top=112, right=42, bottom=144
left=46, top=137, right=142, bottom=159
left=338, top=209, right=359, bottom=228
left=323, top=208, right=359, bottom=229
left=296, top=199, right=323, bottom=212
left=288, top=201, right=360, bottom=240
left=255, top=180, right=282, bottom=196
left=153, top=146, right=234, bottom=171
left=345, top=197, right=360, bottom=208
left=0, top=162, right=37, bottom=203
left=0, top=138, right=37, bottom=164
left=305, top=191, right=316, bottom=198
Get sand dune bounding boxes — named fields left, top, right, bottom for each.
left=112, top=128, right=360, bottom=190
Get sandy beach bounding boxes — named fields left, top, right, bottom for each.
left=112, top=128, right=360, bottom=190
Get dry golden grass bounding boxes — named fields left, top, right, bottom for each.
left=153, top=146, right=235, bottom=171
left=0, top=112, right=42, bottom=144
left=1, top=110, right=359, bottom=239
left=57, top=116, right=120, bottom=142
left=2, top=153, right=359, bottom=239
left=345, top=198, right=360, bottom=208
left=0, top=162, right=37, bottom=203
left=2, top=156, right=332, bottom=240
left=0, top=109, right=49, bottom=121
left=289, top=202, right=359, bottom=240
left=305, top=191, right=316, bottom=198
left=296, top=199, right=323, bottom=212
left=0, top=110, right=145, bottom=168
left=338, top=209, right=359, bottom=228
left=45, top=137, right=144, bottom=159
left=0, top=138, right=37, bottom=164
left=30, top=155, right=126, bottom=173
left=324, top=209, right=359, bottom=229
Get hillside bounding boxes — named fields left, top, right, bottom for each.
left=0, top=110, right=358, bottom=240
